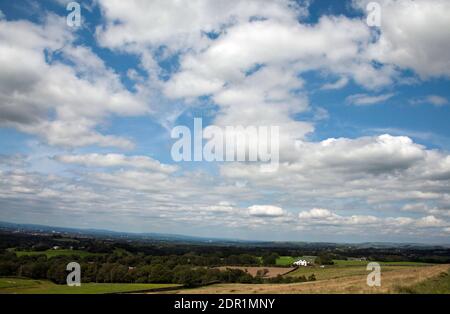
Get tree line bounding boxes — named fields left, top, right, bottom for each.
left=0, top=250, right=314, bottom=287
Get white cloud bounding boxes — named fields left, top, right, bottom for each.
left=416, top=215, right=446, bottom=228
left=296, top=134, right=426, bottom=174
left=410, top=95, right=449, bottom=107
left=201, top=202, right=236, bottom=213
left=1, top=1, right=450, bottom=241
left=298, top=208, right=448, bottom=233
left=55, top=154, right=177, bottom=173
left=320, top=77, right=349, bottom=90
left=0, top=15, right=148, bottom=148
left=96, top=0, right=306, bottom=51
left=248, top=205, right=285, bottom=217
left=355, top=0, right=450, bottom=78
left=346, top=93, right=395, bottom=106
left=299, top=208, right=335, bottom=219
left=425, top=95, right=448, bottom=106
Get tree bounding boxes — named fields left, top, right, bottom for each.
left=262, top=252, right=279, bottom=265
left=316, top=253, right=334, bottom=265
left=47, top=263, right=67, bottom=284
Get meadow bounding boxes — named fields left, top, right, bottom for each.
left=0, top=277, right=180, bottom=294
left=177, top=264, right=450, bottom=294
left=395, top=271, right=450, bottom=293
left=275, top=256, right=316, bottom=266
left=286, top=260, right=432, bottom=281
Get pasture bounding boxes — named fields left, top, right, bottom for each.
left=0, top=277, right=180, bottom=294
left=176, top=264, right=450, bottom=294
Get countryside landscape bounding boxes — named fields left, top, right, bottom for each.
left=1, top=0, right=450, bottom=302
left=1, top=222, right=449, bottom=294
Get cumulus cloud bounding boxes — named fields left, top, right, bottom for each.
left=295, top=134, right=426, bottom=174
left=298, top=208, right=448, bottom=233
left=416, top=215, right=446, bottom=228
left=248, top=205, right=285, bottom=217
left=55, top=154, right=177, bottom=173
left=96, top=0, right=307, bottom=50
left=0, top=15, right=148, bottom=148
left=1, top=1, right=450, bottom=241
left=298, top=208, right=379, bottom=226
left=355, top=0, right=450, bottom=78
left=298, top=208, right=335, bottom=219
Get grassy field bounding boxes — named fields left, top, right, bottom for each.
left=275, top=256, right=298, bottom=266
left=12, top=249, right=102, bottom=258
left=396, top=270, right=450, bottom=293
left=275, top=256, right=316, bottom=266
left=175, top=264, right=450, bottom=294
left=0, top=277, right=180, bottom=294
left=287, top=260, right=431, bottom=281
left=332, top=260, right=433, bottom=266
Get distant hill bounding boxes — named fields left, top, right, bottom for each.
left=0, top=221, right=448, bottom=248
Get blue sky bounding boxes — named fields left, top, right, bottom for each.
left=0, top=0, right=450, bottom=243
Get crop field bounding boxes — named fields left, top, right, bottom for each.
left=0, top=277, right=181, bottom=294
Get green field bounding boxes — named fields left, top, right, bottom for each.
left=13, top=249, right=102, bottom=258
left=0, top=277, right=181, bottom=294
left=287, top=260, right=432, bottom=281
left=275, top=256, right=298, bottom=266
left=275, top=256, right=316, bottom=266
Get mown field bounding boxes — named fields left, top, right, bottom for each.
left=0, top=277, right=180, bottom=294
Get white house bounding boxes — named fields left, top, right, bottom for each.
left=293, top=259, right=308, bottom=267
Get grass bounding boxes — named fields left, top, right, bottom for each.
left=275, top=256, right=316, bottom=266
left=396, top=271, right=450, bottom=294
left=13, top=249, right=102, bottom=258
left=276, top=256, right=298, bottom=266
left=177, top=264, right=450, bottom=294
left=0, top=277, right=181, bottom=294
left=287, top=260, right=431, bottom=281
left=113, top=248, right=131, bottom=257
left=332, top=260, right=432, bottom=266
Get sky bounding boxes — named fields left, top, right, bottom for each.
left=0, top=0, right=450, bottom=243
